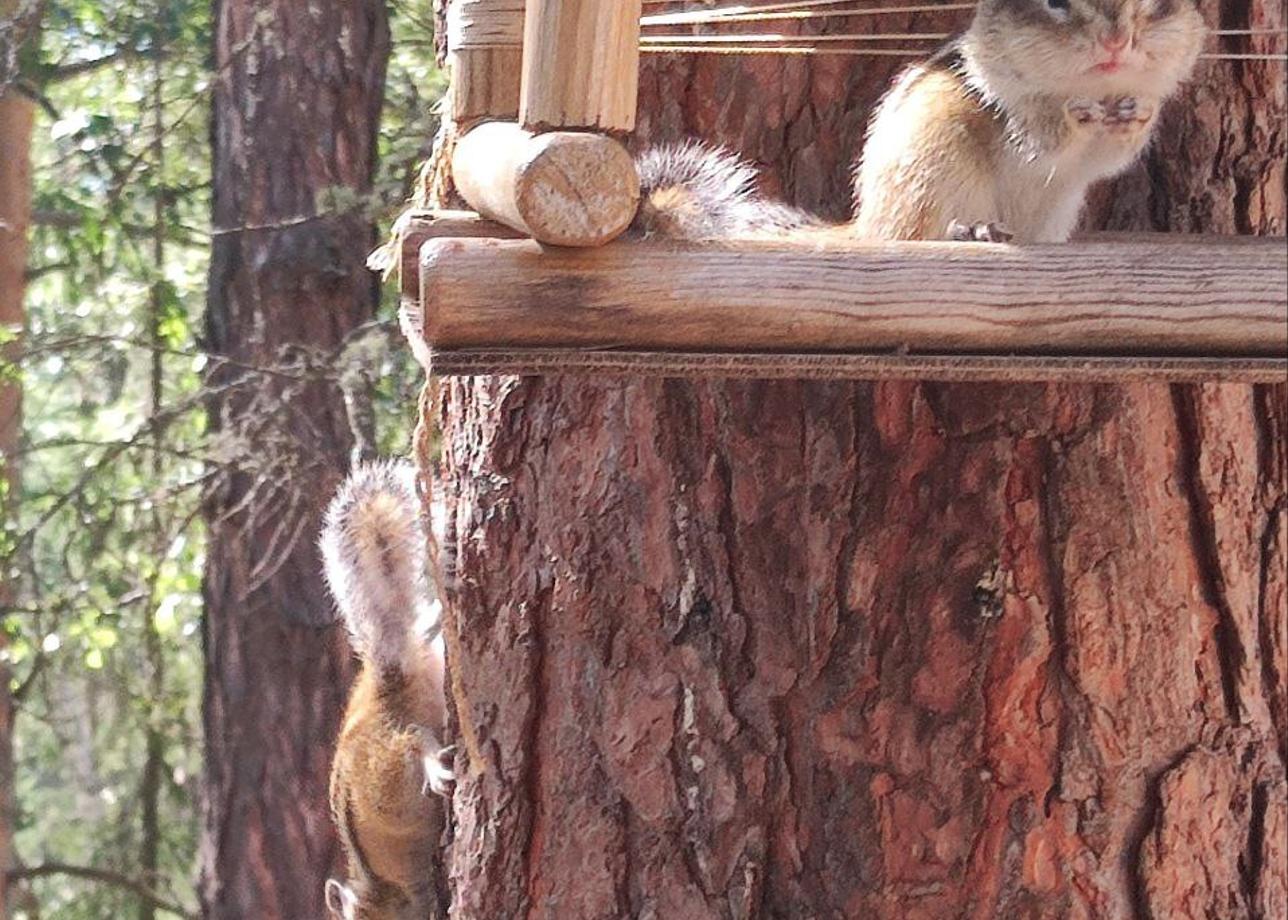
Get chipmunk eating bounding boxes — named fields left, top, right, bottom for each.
left=635, top=0, right=1205, bottom=243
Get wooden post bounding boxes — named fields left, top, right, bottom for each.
left=450, top=122, right=641, bottom=247
left=447, top=0, right=524, bottom=124
left=520, top=0, right=643, bottom=132
left=418, top=234, right=1288, bottom=357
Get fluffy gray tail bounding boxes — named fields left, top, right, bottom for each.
left=320, top=461, right=430, bottom=673
left=633, top=143, right=821, bottom=241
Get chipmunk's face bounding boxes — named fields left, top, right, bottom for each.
left=974, top=0, right=1205, bottom=99
left=324, top=879, right=424, bottom=920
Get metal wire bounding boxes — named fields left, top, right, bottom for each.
left=641, top=44, right=1287, bottom=60
left=643, top=3, right=975, bottom=25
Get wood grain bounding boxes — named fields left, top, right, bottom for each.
left=445, top=1, right=524, bottom=123
left=418, top=234, right=1288, bottom=358
left=393, top=210, right=523, bottom=301
left=450, top=48, right=521, bottom=124
left=451, top=122, right=641, bottom=247
left=519, top=0, right=643, bottom=132
left=446, top=0, right=524, bottom=50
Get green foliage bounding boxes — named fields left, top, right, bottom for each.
left=4, top=1, right=444, bottom=915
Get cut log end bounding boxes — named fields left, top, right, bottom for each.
left=513, top=133, right=640, bottom=245
left=451, top=123, right=640, bottom=248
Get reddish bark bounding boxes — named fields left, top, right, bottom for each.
left=438, top=1, right=1286, bottom=917
left=200, top=2, right=389, bottom=917
left=0, top=40, right=35, bottom=917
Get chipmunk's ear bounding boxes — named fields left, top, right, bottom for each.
left=324, top=879, right=358, bottom=918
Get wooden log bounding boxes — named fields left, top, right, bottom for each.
left=520, top=0, right=643, bottom=132
left=446, top=1, right=524, bottom=123
left=450, top=122, right=640, bottom=247
left=390, top=209, right=524, bottom=302
left=447, top=0, right=524, bottom=49
left=450, top=48, right=522, bottom=123
left=418, top=235, right=1288, bottom=358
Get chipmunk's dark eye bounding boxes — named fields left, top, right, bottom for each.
left=1047, top=0, right=1070, bottom=9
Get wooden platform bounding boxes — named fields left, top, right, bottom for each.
left=398, top=217, right=1288, bottom=382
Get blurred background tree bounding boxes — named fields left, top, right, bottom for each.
left=0, top=1, right=443, bottom=915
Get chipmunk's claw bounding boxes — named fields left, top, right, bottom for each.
left=422, top=744, right=457, bottom=798
left=1067, top=95, right=1154, bottom=136
left=948, top=220, right=1014, bottom=243
left=1066, top=97, right=1107, bottom=126
left=1101, top=95, right=1155, bottom=132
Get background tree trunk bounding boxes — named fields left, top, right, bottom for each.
left=0, top=0, right=36, bottom=906
left=438, top=1, right=1286, bottom=918
left=200, top=2, right=389, bottom=917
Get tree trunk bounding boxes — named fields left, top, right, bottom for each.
left=438, top=1, right=1286, bottom=917
left=0, top=12, right=35, bottom=910
left=200, top=3, right=389, bottom=918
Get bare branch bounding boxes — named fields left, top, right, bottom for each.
left=8, top=863, right=195, bottom=919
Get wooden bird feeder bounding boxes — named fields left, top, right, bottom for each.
left=401, top=0, right=1288, bottom=384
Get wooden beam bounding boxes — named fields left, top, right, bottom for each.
left=446, top=1, right=525, bottom=123
left=390, top=209, right=523, bottom=302
left=450, top=48, right=522, bottom=123
left=417, top=235, right=1288, bottom=361
left=520, top=0, right=643, bottom=132
left=450, top=122, right=640, bottom=247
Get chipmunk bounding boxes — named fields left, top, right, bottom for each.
left=320, top=460, right=453, bottom=920
left=637, top=0, right=1206, bottom=244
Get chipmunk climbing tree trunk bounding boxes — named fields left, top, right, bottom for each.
left=437, top=1, right=1286, bottom=916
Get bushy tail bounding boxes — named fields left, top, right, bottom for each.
left=633, top=143, right=822, bottom=241
left=320, top=460, right=430, bottom=673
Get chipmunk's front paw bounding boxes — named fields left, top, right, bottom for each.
left=1066, top=97, right=1107, bottom=127
left=422, top=744, right=457, bottom=797
left=947, top=220, right=1014, bottom=243
left=1101, top=95, right=1156, bottom=135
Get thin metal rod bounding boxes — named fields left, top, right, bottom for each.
left=1199, top=52, right=1288, bottom=59
left=640, top=29, right=1283, bottom=42
left=641, top=1, right=1287, bottom=33
left=643, top=0, right=888, bottom=20
left=642, top=2, right=974, bottom=25
left=642, top=44, right=932, bottom=54
left=641, top=31, right=949, bottom=42
left=641, top=44, right=1287, bottom=61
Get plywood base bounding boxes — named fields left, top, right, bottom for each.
left=426, top=349, right=1288, bottom=383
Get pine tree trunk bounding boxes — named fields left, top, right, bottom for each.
left=0, top=20, right=35, bottom=911
left=200, top=3, right=389, bottom=917
left=438, top=1, right=1286, bottom=917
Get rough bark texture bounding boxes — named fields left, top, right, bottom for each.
left=438, top=2, right=1286, bottom=918
left=0, top=31, right=35, bottom=914
left=200, top=3, right=389, bottom=918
